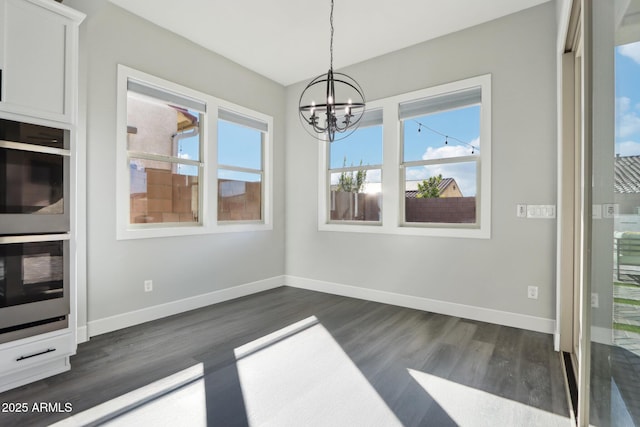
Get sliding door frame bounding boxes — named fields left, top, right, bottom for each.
left=557, top=1, right=592, bottom=425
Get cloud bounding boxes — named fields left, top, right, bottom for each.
left=422, top=143, right=478, bottom=161
left=617, top=96, right=631, bottom=113
left=618, top=42, right=640, bottom=65
left=616, top=96, right=640, bottom=139
left=411, top=139, right=480, bottom=196
left=616, top=141, right=640, bottom=157
left=366, top=169, right=382, bottom=183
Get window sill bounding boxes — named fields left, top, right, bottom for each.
left=318, top=222, right=490, bottom=239
left=116, top=222, right=273, bottom=240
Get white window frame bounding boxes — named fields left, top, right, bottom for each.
left=325, top=108, right=384, bottom=226
left=216, top=107, right=270, bottom=227
left=319, top=74, right=491, bottom=239
left=116, top=65, right=273, bottom=239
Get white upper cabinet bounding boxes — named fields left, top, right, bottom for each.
left=0, top=0, right=84, bottom=123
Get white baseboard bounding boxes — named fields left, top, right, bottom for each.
left=286, top=276, right=556, bottom=335
left=87, top=276, right=284, bottom=338
left=85, top=274, right=556, bottom=339
left=77, top=325, right=88, bottom=344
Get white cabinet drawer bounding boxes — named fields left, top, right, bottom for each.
left=0, top=332, right=72, bottom=371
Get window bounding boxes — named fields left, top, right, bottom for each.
left=318, top=74, right=490, bottom=238
left=398, top=75, right=491, bottom=238
left=327, top=109, right=383, bottom=223
left=400, top=88, right=481, bottom=227
left=125, top=80, right=204, bottom=226
left=217, top=110, right=267, bottom=222
left=116, top=65, right=272, bottom=239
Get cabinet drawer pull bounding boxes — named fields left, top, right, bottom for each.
left=16, top=348, right=56, bottom=362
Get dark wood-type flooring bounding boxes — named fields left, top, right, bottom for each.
left=0, top=287, right=571, bottom=426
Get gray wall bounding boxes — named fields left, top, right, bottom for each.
left=285, top=3, right=558, bottom=320
left=66, top=0, right=286, bottom=330
left=65, top=0, right=558, bottom=333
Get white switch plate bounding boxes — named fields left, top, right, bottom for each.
left=593, top=204, right=602, bottom=219
left=517, top=204, right=527, bottom=218
left=526, top=205, right=556, bottom=219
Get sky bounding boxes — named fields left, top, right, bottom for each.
left=330, top=105, right=480, bottom=197
left=616, top=41, right=640, bottom=157
left=177, top=118, right=263, bottom=182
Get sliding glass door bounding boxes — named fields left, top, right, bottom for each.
left=573, top=1, right=640, bottom=425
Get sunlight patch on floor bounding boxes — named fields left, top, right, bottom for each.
left=51, top=364, right=207, bottom=427
left=408, top=368, right=571, bottom=427
left=234, top=315, right=403, bottom=427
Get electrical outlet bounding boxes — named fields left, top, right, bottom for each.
left=527, top=286, right=538, bottom=300
left=144, top=280, right=153, bottom=292
left=603, top=204, right=617, bottom=219
left=591, top=293, right=599, bottom=308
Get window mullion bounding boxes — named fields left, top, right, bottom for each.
left=127, top=151, right=203, bottom=167
left=218, top=164, right=262, bottom=174
left=329, top=164, right=382, bottom=173
left=384, top=101, right=400, bottom=230
left=402, top=155, right=479, bottom=168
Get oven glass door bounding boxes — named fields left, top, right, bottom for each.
left=0, top=118, right=69, bottom=234
left=0, top=148, right=64, bottom=214
left=0, top=235, right=69, bottom=330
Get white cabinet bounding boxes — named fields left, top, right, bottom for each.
left=0, top=331, right=74, bottom=393
left=0, top=0, right=84, bottom=393
left=0, top=0, right=84, bottom=123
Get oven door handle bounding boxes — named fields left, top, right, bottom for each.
left=0, top=234, right=70, bottom=244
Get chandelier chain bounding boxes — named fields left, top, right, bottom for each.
left=330, top=0, right=334, bottom=70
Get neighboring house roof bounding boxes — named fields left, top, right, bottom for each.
left=615, top=155, right=640, bottom=193
left=172, top=106, right=199, bottom=131
left=406, top=178, right=459, bottom=198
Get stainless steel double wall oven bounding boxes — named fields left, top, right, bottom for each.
left=0, top=118, right=70, bottom=343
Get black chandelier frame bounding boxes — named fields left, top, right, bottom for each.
left=298, top=0, right=366, bottom=143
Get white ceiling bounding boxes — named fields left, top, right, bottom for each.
left=108, top=0, right=551, bottom=86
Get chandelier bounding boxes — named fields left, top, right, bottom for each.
left=298, top=0, right=366, bottom=142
